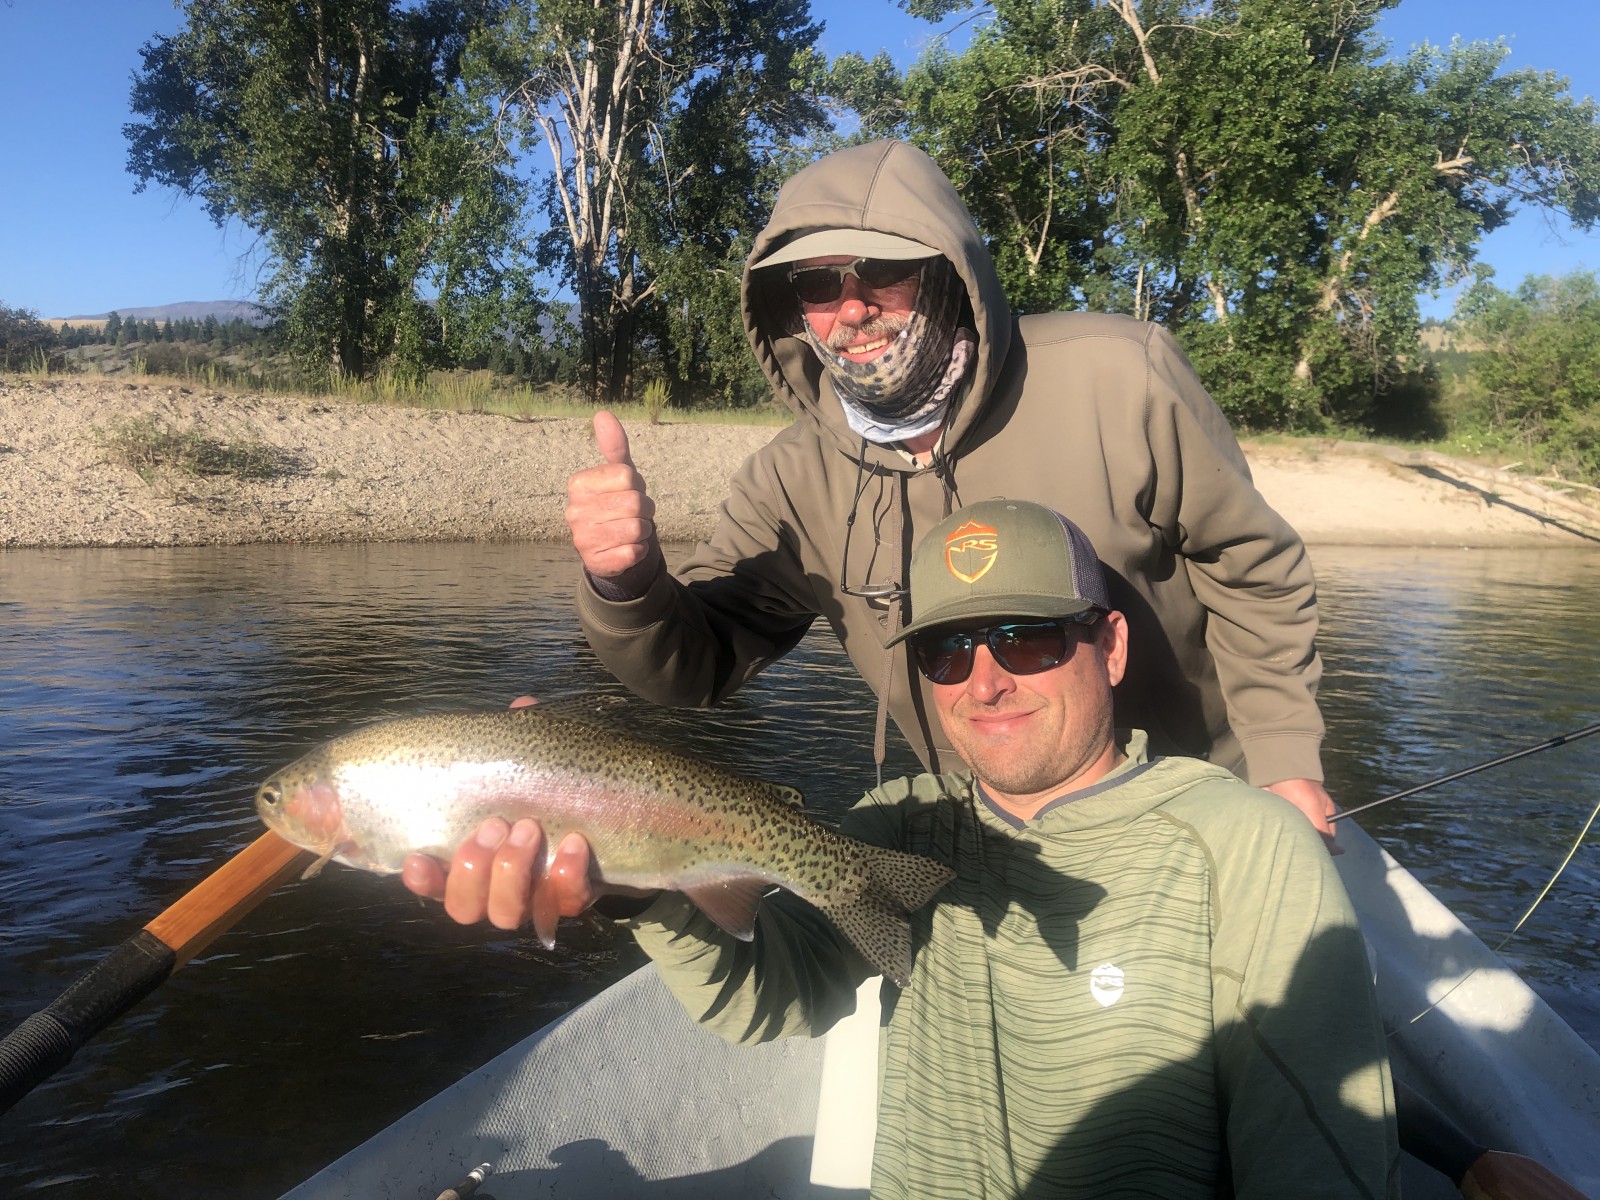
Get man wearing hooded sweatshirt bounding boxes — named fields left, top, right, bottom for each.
left=565, top=138, right=1336, bottom=841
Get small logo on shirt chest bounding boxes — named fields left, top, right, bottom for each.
left=1089, top=963, right=1125, bottom=1007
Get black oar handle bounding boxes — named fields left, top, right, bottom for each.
left=0, top=931, right=175, bottom=1115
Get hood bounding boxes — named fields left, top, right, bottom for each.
left=742, top=140, right=1013, bottom=470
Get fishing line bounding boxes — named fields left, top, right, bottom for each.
left=1393, top=788, right=1600, bottom=1033
left=1331, top=721, right=1600, bottom=1037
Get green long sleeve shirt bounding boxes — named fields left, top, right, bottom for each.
left=627, top=734, right=1399, bottom=1198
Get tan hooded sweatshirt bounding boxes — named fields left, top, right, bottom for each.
left=577, top=139, right=1323, bottom=786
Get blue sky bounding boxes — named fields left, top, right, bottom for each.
left=0, top=0, right=1596, bottom=321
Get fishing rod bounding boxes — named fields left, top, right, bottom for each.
left=1331, top=719, right=1600, bottom=823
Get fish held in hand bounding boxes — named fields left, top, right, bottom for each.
left=255, top=710, right=953, bottom=986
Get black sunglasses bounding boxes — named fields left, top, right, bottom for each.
left=909, top=613, right=1105, bottom=685
left=788, top=258, right=926, bottom=305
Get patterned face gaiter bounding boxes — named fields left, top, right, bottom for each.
left=799, top=257, right=977, bottom=446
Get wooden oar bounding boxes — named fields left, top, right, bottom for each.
left=0, top=830, right=311, bottom=1115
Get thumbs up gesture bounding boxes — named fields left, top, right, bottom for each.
left=565, top=411, right=659, bottom=579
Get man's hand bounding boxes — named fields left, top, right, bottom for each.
left=1264, top=778, right=1342, bottom=855
left=565, top=410, right=659, bottom=579
left=401, top=695, right=654, bottom=942
left=401, top=818, right=604, bottom=939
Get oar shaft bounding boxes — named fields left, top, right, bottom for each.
left=146, top=828, right=308, bottom=966
left=1332, top=721, right=1600, bottom=823
left=0, top=831, right=309, bottom=1115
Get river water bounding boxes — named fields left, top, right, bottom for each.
left=1, top=541, right=1597, bottom=1197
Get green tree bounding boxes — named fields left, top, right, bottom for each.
left=125, top=0, right=535, bottom=382
left=876, top=0, right=1600, bottom=430
left=0, top=303, right=61, bottom=370
left=467, top=0, right=826, bottom=403
left=1460, top=271, right=1600, bottom=474
left=103, top=311, right=123, bottom=344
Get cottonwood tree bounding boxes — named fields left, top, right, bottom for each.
left=125, top=0, right=534, bottom=381
left=868, top=0, right=1600, bottom=430
left=467, top=0, right=827, bottom=404
left=1460, top=271, right=1600, bottom=474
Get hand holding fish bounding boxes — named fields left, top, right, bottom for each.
left=565, top=410, right=660, bottom=580
left=401, top=819, right=655, bottom=936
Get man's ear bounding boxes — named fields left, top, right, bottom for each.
left=1100, top=610, right=1130, bottom=688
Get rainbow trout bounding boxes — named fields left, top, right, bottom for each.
left=255, top=709, right=953, bottom=986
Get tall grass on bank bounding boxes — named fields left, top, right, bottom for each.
left=93, top=414, right=296, bottom=482
left=23, top=347, right=790, bottom=428
left=321, top=367, right=789, bottom=426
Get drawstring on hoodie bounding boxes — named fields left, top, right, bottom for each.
left=873, top=476, right=906, bottom=786
left=871, top=452, right=964, bottom=785
left=932, top=446, right=960, bottom=516
left=844, top=440, right=966, bottom=786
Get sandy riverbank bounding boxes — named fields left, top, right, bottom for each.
left=2, top=376, right=1597, bottom=551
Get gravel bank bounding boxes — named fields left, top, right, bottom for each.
left=2, top=377, right=1595, bottom=550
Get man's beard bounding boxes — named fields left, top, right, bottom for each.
left=824, top=313, right=909, bottom=353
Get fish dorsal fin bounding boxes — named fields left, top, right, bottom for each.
left=508, top=693, right=630, bottom=729
left=683, top=878, right=770, bottom=941
left=753, top=780, right=806, bottom=809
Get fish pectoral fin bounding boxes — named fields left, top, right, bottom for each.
left=682, top=878, right=770, bottom=941
left=300, top=842, right=340, bottom=880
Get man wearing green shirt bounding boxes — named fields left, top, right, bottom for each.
left=407, top=498, right=1400, bottom=1198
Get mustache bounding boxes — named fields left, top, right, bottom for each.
left=824, top=313, right=910, bottom=352
left=950, top=699, right=1037, bottom=721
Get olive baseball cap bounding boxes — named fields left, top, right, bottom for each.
left=885, top=499, right=1111, bottom=646
left=750, top=228, right=941, bottom=270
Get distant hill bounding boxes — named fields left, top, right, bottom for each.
left=51, top=300, right=266, bottom=325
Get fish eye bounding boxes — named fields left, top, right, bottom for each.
left=259, top=783, right=282, bottom=808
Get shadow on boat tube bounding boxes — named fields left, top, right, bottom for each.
left=467, top=1136, right=856, bottom=1199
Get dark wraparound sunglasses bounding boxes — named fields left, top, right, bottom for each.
left=788, top=257, right=927, bottom=305
left=909, top=613, right=1106, bottom=685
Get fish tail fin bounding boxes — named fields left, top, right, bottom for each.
left=829, top=847, right=954, bottom=988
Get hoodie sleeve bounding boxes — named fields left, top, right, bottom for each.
left=575, top=438, right=822, bottom=708
left=1140, top=326, right=1325, bottom=786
